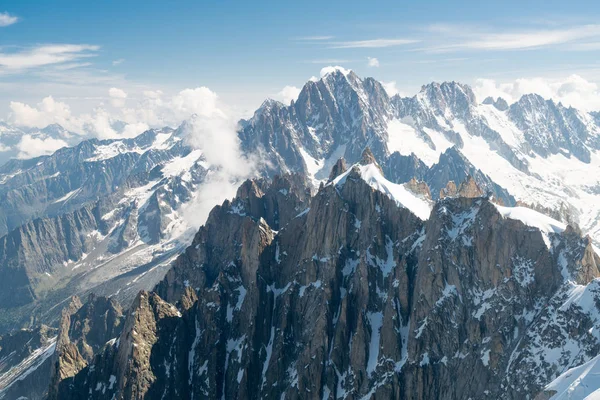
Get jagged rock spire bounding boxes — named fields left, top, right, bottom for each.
left=405, top=177, right=432, bottom=200
left=359, top=147, right=384, bottom=174
left=439, top=176, right=483, bottom=199
left=328, top=158, right=348, bottom=181
left=439, top=181, right=458, bottom=199
left=458, top=175, right=484, bottom=198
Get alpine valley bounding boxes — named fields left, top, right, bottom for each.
left=1, top=67, right=600, bottom=399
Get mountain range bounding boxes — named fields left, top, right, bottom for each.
left=1, top=67, right=600, bottom=399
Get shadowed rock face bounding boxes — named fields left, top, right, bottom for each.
left=0, top=127, right=209, bottom=332
left=50, top=172, right=600, bottom=400
left=47, top=294, right=124, bottom=400
left=0, top=202, right=105, bottom=309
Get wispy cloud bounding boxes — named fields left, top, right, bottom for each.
left=112, top=58, right=125, bottom=65
left=330, top=38, right=419, bottom=49
left=566, top=42, right=600, bottom=51
left=0, top=12, right=19, bottom=27
left=53, top=62, right=93, bottom=70
left=367, top=57, right=379, bottom=67
left=0, top=44, right=100, bottom=72
left=422, top=23, right=600, bottom=52
left=294, top=35, right=334, bottom=41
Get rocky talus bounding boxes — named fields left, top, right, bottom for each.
left=49, top=166, right=600, bottom=400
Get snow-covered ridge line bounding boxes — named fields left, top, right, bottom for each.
left=493, top=203, right=566, bottom=248
left=543, top=352, right=600, bottom=399
left=332, top=163, right=432, bottom=220
left=0, top=337, right=57, bottom=396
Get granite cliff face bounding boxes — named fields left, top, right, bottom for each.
left=49, top=159, right=600, bottom=400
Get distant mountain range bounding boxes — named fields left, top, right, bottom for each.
left=1, top=68, right=600, bottom=399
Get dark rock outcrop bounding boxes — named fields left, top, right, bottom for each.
left=48, top=294, right=124, bottom=400
left=51, top=173, right=600, bottom=400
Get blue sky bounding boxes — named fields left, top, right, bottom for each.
left=2, top=0, right=600, bottom=130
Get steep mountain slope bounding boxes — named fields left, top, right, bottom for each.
left=0, top=325, right=57, bottom=400
left=48, top=157, right=600, bottom=399
left=0, top=123, right=210, bottom=331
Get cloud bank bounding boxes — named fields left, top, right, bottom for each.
left=473, top=74, right=600, bottom=111
left=16, top=134, right=69, bottom=159
left=7, top=85, right=232, bottom=140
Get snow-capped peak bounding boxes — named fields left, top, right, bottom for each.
left=493, top=203, right=566, bottom=248
left=333, top=161, right=432, bottom=220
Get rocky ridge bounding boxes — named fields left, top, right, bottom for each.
left=49, top=157, right=600, bottom=400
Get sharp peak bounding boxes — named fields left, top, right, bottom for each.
left=439, top=146, right=469, bottom=161
left=259, top=98, right=285, bottom=109
left=516, top=93, right=547, bottom=104
left=420, top=80, right=472, bottom=91
left=359, top=147, right=383, bottom=174
left=42, top=123, right=65, bottom=130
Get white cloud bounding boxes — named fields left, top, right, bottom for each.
left=109, top=87, right=127, bottom=98
left=424, top=23, right=600, bottom=52
left=367, top=57, right=380, bottom=67
left=143, top=90, right=163, bottom=99
left=116, top=86, right=228, bottom=132
left=120, top=122, right=149, bottom=138
left=178, top=107, right=258, bottom=228
left=108, top=87, right=128, bottom=107
left=8, top=96, right=141, bottom=139
left=331, top=38, right=418, bottom=49
left=381, top=81, right=400, bottom=97
left=169, top=87, right=223, bottom=119
left=112, top=58, right=125, bottom=66
left=53, top=62, right=93, bottom=71
left=16, top=134, right=68, bottom=159
left=473, top=74, right=600, bottom=111
left=6, top=85, right=252, bottom=144
left=464, top=25, right=600, bottom=50
left=0, top=12, right=18, bottom=27
left=9, top=96, right=74, bottom=129
left=0, top=44, right=99, bottom=72
left=276, top=86, right=301, bottom=104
